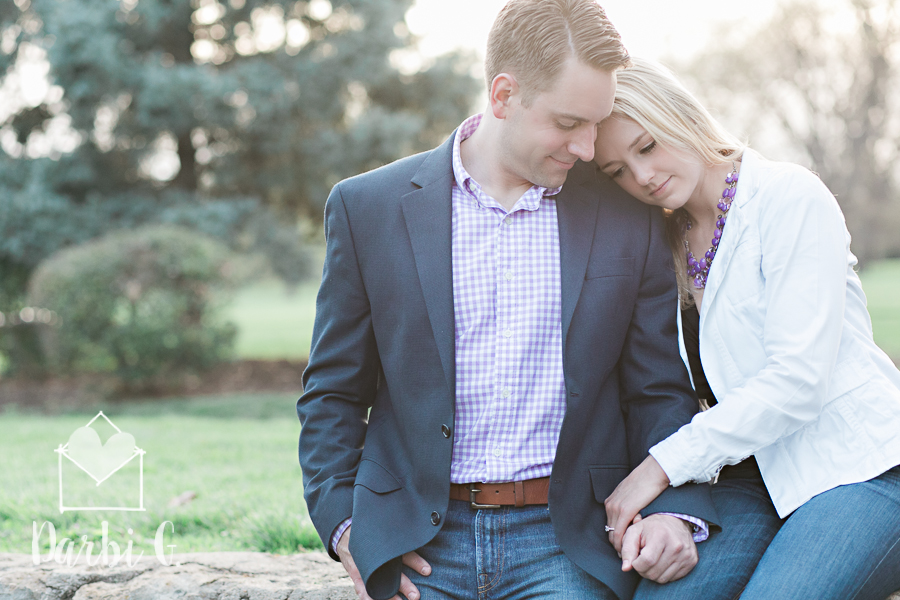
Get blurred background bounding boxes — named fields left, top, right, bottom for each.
left=1, top=0, right=899, bottom=555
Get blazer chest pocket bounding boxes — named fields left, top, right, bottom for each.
left=589, top=466, right=629, bottom=504
left=585, top=257, right=634, bottom=280
left=354, top=459, right=403, bottom=494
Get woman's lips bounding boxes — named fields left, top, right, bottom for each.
left=651, top=177, right=671, bottom=196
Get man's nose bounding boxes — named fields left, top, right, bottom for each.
left=569, top=126, right=596, bottom=163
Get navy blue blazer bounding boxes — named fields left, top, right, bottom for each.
left=298, top=131, right=718, bottom=600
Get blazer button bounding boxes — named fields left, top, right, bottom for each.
left=431, top=511, right=441, bottom=526
left=441, top=424, right=452, bottom=438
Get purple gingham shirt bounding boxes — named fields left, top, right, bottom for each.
left=449, top=115, right=567, bottom=484
left=330, top=114, right=706, bottom=551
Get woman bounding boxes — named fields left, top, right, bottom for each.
left=594, top=58, right=900, bottom=600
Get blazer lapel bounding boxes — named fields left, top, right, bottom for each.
left=698, top=204, right=748, bottom=329
left=557, top=163, right=601, bottom=349
left=700, top=150, right=762, bottom=328
left=401, top=134, right=456, bottom=396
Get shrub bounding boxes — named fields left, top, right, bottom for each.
left=27, top=225, right=239, bottom=384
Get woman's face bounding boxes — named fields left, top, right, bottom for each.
left=594, top=116, right=704, bottom=211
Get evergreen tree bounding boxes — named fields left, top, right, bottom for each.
left=0, top=0, right=479, bottom=310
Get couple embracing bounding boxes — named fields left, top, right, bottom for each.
left=297, top=1, right=900, bottom=599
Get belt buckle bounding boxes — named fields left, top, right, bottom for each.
left=468, top=483, right=501, bottom=509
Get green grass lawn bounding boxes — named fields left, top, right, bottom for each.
left=224, top=278, right=320, bottom=361
left=859, top=259, right=900, bottom=360
left=0, top=394, right=322, bottom=555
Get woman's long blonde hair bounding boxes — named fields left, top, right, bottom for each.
left=608, top=58, right=747, bottom=307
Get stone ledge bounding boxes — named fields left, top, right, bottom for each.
left=0, top=552, right=354, bottom=600
left=3, top=552, right=898, bottom=600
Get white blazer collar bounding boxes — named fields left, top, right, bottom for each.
left=732, top=148, right=764, bottom=209
left=698, top=148, right=761, bottom=324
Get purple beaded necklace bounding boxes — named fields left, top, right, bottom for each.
left=684, top=163, right=739, bottom=289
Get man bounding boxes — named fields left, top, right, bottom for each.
left=297, top=1, right=718, bottom=599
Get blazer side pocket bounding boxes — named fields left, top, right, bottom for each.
left=589, top=466, right=630, bottom=504
left=354, top=459, right=403, bottom=494
left=585, top=257, right=634, bottom=280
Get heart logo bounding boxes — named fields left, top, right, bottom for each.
left=66, top=427, right=136, bottom=483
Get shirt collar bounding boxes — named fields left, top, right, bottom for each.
left=451, top=114, right=563, bottom=212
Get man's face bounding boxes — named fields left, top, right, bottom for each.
left=498, top=58, right=617, bottom=189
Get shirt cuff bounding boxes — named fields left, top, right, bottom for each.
left=657, top=512, right=709, bottom=543
left=331, top=517, right=352, bottom=554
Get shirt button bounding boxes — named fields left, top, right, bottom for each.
left=493, top=446, right=502, bottom=457
left=501, top=388, right=511, bottom=399
left=503, top=329, right=513, bottom=338
left=431, top=511, right=441, bottom=525
left=505, top=271, right=513, bottom=281
left=441, top=424, right=452, bottom=438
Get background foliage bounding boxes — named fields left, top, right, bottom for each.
left=24, top=225, right=238, bottom=382
left=682, top=0, right=900, bottom=264
left=2, top=0, right=898, bottom=382
left=0, top=0, right=479, bottom=314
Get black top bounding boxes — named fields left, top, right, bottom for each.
left=681, top=307, right=762, bottom=481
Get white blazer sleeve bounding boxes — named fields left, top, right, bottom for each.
left=651, top=167, right=850, bottom=485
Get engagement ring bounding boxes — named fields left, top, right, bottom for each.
left=604, top=526, right=615, bottom=532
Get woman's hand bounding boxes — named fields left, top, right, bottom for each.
left=605, top=455, right=671, bottom=552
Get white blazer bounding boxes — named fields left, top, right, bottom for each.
left=650, top=149, right=900, bottom=518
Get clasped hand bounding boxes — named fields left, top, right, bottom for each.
left=605, top=456, right=698, bottom=584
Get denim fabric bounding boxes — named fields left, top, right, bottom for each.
left=401, top=499, right=617, bottom=600
left=634, top=473, right=782, bottom=600
left=741, top=464, right=900, bottom=600
left=635, top=465, right=900, bottom=600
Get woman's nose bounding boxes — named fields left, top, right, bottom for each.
left=632, top=164, right=653, bottom=186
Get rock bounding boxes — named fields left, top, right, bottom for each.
left=3, top=552, right=898, bottom=600
left=167, top=491, right=198, bottom=508
left=0, top=552, right=354, bottom=600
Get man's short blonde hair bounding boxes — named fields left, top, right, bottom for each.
left=485, top=0, right=630, bottom=105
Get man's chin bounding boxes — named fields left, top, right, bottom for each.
left=537, top=172, right=568, bottom=189
left=526, top=167, right=569, bottom=189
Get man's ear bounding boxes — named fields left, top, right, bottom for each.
left=489, top=73, right=520, bottom=120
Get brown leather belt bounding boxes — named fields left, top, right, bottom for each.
left=450, top=477, right=550, bottom=508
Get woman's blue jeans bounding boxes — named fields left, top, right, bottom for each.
left=635, top=465, right=900, bottom=600
left=401, top=499, right=617, bottom=600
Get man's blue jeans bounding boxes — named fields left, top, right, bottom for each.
left=635, top=465, right=900, bottom=600
left=401, top=499, right=617, bottom=600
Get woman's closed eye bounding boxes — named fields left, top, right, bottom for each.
left=604, top=140, right=656, bottom=178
